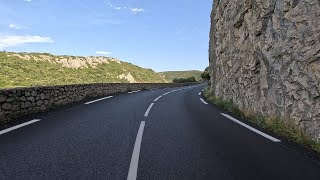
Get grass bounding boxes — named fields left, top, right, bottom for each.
left=0, top=51, right=166, bottom=88
left=203, top=88, right=320, bottom=154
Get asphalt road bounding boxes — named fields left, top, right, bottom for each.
left=0, top=84, right=320, bottom=180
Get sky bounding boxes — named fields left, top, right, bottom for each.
left=0, top=0, right=212, bottom=72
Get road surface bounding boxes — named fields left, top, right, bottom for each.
left=0, top=84, right=320, bottom=179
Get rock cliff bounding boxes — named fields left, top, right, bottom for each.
left=209, top=0, right=320, bottom=140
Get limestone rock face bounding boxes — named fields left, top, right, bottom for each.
left=118, top=73, right=136, bottom=83
left=7, top=53, right=121, bottom=69
left=209, top=0, right=320, bottom=140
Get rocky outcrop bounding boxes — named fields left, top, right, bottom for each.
left=6, top=52, right=121, bottom=69
left=209, top=0, right=320, bottom=140
left=0, top=83, right=196, bottom=124
left=118, top=73, right=136, bottom=83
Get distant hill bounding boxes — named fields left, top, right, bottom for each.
left=159, top=70, right=202, bottom=82
left=0, top=51, right=166, bottom=88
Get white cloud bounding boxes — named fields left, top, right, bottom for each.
left=130, top=8, right=144, bottom=14
left=96, top=51, right=112, bottom=55
left=9, top=24, right=27, bottom=30
left=24, top=0, right=32, bottom=2
left=0, top=35, right=54, bottom=49
left=107, top=2, right=127, bottom=10
left=107, top=2, right=144, bottom=14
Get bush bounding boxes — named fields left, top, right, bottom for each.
left=173, top=76, right=197, bottom=83
left=201, top=66, right=210, bottom=80
left=201, top=71, right=210, bottom=80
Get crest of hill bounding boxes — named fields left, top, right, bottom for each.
left=0, top=51, right=166, bottom=88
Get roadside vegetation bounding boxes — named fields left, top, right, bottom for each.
left=173, top=76, right=197, bottom=83
left=203, top=88, right=320, bottom=154
left=159, top=70, right=202, bottom=82
left=200, top=67, right=210, bottom=80
left=0, top=51, right=166, bottom=88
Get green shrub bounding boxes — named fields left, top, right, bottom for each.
left=173, top=76, right=197, bottom=83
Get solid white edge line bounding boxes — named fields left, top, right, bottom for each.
left=221, top=113, right=281, bottom=142
left=0, top=119, right=41, bottom=136
left=200, top=98, right=208, bottom=105
left=144, top=103, right=154, bottom=117
left=85, top=96, right=113, bottom=105
left=127, top=121, right=146, bottom=180
left=154, top=96, right=162, bottom=102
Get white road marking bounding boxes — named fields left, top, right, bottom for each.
left=198, top=92, right=202, bottom=96
left=128, top=90, right=141, bottom=94
left=85, top=96, right=113, bottom=105
left=153, top=89, right=184, bottom=102
left=221, top=113, right=281, bottom=142
left=0, top=119, right=41, bottom=136
left=200, top=98, right=208, bottom=105
left=144, top=103, right=154, bottom=117
left=154, top=95, right=162, bottom=102
left=202, top=89, right=204, bottom=92
left=127, top=121, right=146, bottom=180
left=162, top=92, right=171, bottom=96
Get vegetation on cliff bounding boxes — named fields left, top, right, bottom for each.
left=0, top=51, right=166, bottom=88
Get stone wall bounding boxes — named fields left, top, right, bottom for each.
left=209, top=0, right=320, bottom=140
left=0, top=83, right=195, bottom=124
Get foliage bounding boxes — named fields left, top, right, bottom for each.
left=201, top=66, right=210, bottom=80
left=201, top=71, right=210, bottom=80
left=0, top=52, right=166, bottom=88
left=159, top=70, right=202, bottom=82
left=173, top=76, right=197, bottom=83
left=203, top=88, right=320, bottom=154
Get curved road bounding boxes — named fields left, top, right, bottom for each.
left=0, top=84, right=320, bottom=179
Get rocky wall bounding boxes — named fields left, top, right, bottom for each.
left=209, top=0, right=320, bottom=140
left=0, top=83, right=195, bottom=124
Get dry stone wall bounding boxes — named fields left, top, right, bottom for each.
left=209, top=0, right=320, bottom=140
left=0, top=83, right=195, bottom=124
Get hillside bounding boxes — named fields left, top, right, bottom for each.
left=0, top=51, right=166, bottom=88
left=159, top=70, right=202, bottom=82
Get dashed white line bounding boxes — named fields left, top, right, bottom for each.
left=162, top=92, right=171, bottom=96
left=200, top=98, right=208, bottom=105
left=144, top=103, right=154, bottom=117
left=154, top=95, right=162, bottom=102
left=0, top=119, right=41, bottom=136
left=198, top=92, right=202, bottom=96
left=221, top=113, right=281, bottom=142
left=127, top=121, right=146, bottom=180
left=85, top=96, right=113, bottom=105
left=128, top=90, right=141, bottom=94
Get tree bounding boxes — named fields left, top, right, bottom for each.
left=173, top=76, right=197, bottom=83
left=201, top=66, right=210, bottom=80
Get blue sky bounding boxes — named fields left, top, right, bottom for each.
left=0, top=0, right=212, bottom=72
